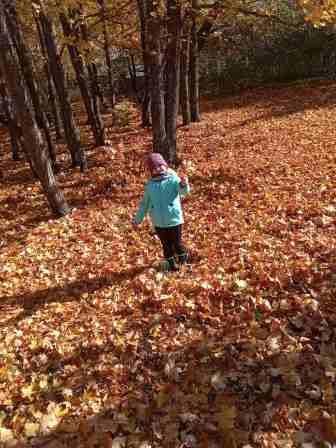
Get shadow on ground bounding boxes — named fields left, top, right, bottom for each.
left=202, top=82, right=336, bottom=133
left=0, top=265, right=150, bottom=326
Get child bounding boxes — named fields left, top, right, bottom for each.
left=133, top=153, right=190, bottom=271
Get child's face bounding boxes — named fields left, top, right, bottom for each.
left=153, top=164, right=167, bottom=176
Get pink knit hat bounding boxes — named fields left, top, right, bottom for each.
left=146, top=153, right=168, bottom=175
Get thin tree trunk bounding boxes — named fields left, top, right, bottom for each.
left=164, top=0, right=182, bottom=164
left=89, top=63, right=106, bottom=112
left=0, top=78, right=21, bottom=160
left=0, top=67, right=37, bottom=167
left=46, top=65, right=62, bottom=141
left=60, top=11, right=105, bottom=147
left=87, top=65, right=104, bottom=140
left=4, top=1, right=58, bottom=166
left=137, top=0, right=151, bottom=127
left=79, top=16, right=107, bottom=114
left=0, top=9, right=70, bottom=216
left=180, top=20, right=191, bottom=125
left=37, top=7, right=86, bottom=171
left=97, top=0, right=116, bottom=108
left=145, top=0, right=168, bottom=157
left=35, top=13, right=62, bottom=140
left=142, top=65, right=151, bottom=127
left=198, top=19, right=215, bottom=52
left=128, top=54, right=141, bottom=102
left=189, top=0, right=201, bottom=122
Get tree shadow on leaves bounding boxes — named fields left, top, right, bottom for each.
left=202, top=82, right=336, bottom=132
left=0, top=264, right=150, bottom=327
left=0, top=194, right=54, bottom=248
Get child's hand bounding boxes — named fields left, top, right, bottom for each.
left=180, top=175, right=188, bottom=187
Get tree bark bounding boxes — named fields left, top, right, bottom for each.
left=79, top=15, right=107, bottom=113
left=97, top=0, right=116, bottom=108
left=37, top=7, right=86, bottom=171
left=0, top=9, right=70, bottom=216
left=198, top=19, right=214, bottom=53
left=164, top=0, right=182, bottom=164
left=128, top=54, right=141, bottom=102
left=137, top=0, right=151, bottom=127
left=0, top=77, right=21, bottom=160
left=180, top=19, right=191, bottom=125
left=88, top=63, right=106, bottom=112
left=4, top=0, right=58, bottom=166
left=60, top=10, right=105, bottom=147
left=189, top=0, right=201, bottom=122
left=141, top=65, right=151, bottom=127
left=35, top=13, right=62, bottom=141
left=145, top=0, right=169, bottom=157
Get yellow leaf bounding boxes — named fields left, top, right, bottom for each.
left=40, top=412, right=60, bottom=433
left=156, top=389, right=170, bottom=408
left=323, top=381, right=334, bottom=403
left=39, top=375, right=49, bottom=391
left=235, top=279, right=247, bottom=289
left=0, top=412, right=6, bottom=424
left=55, top=403, right=70, bottom=418
left=24, top=422, right=40, bottom=438
left=21, top=384, right=35, bottom=399
left=217, top=404, right=236, bottom=432
left=0, top=427, right=15, bottom=444
left=0, top=367, right=8, bottom=381
left=29, top=338, right=41, bottom=350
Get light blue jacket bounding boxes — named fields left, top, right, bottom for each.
left=134, top=169, right=190, bottom=228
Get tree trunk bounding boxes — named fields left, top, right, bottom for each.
left=35, top=13, right=62, bottom=141
left=164, top=0, right=182, bottom=164
left=79, top=16, right=107, bottom=114
left=0, top=66, right=38, bottom=167
left=60, top=11, right=105, bottom=147
left=128, top=54, right=141, bottom=102
left=97, top=0, right=116, bottom=108
left=141, top=65, right=151, bottom=127
left=37, top=7, right=86, bottom=171
left=145, top=0, right=168, bottom=157
left=0, top=9, right=70, bottom=216
left=189, top=0, right=201, bottom=122
left=88, top=64, right=105, bottom=141
left=46, top=64, right=62, bottom=141
left=198, top=19, right=214, bottom=53
left=88, top=63, right=106, bottom=112
left=137, top=0, right=151, bottom=127
left=180, top=20, right=191, bottom=125
left=4, top=0, right=58, bottom=166
left=0, top=78, right=21, bottom=160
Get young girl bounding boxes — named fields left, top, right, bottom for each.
left=133, top=153, right=190, bottom=271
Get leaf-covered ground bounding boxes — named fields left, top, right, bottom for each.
left=1, top=81, right=336, bottom=448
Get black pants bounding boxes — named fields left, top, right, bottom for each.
left=155, top=225, right=186, bottom=259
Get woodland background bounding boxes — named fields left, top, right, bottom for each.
left=1, top=0, right=336, bottom=447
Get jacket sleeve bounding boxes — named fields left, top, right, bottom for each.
left=134, top=187, right=150, bottom=224
left=169, top=168, right=190, bottom=197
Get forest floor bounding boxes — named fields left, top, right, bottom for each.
left=1, top=80, right=336, bottom=448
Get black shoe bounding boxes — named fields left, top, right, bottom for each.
left=160, top=257, right=179, bottom=272
left=177, top=252, right=188, bottom=264
left=167, top=257, right=179, bottom=271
